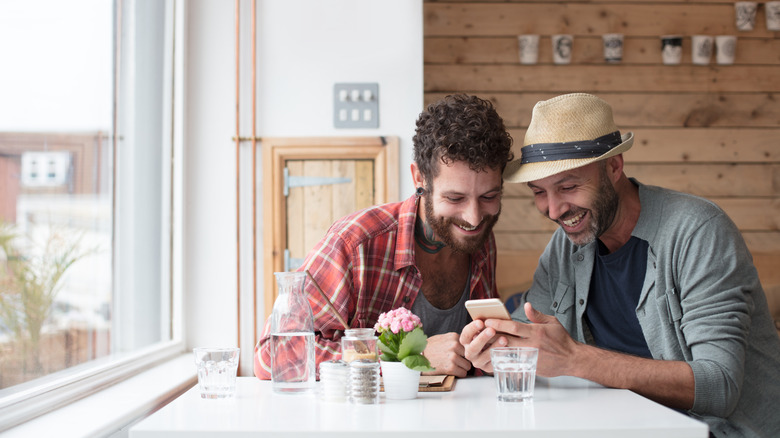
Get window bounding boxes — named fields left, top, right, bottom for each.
left=0, top=0, right=182, bottom=428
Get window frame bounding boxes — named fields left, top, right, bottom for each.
left=0, top=0, right=185, bottom=430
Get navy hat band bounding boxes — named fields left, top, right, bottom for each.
left=520, top=131, right=623, bottom=164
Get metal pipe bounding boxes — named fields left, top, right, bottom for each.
left=234, top=0, right=242, bottom=357
left=251, top=0, right=258, bottom=354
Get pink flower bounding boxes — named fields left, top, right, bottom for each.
left=375, top=307, right=423, bottom=334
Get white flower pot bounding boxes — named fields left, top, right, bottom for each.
left=380, top=360, right=421, bottom=400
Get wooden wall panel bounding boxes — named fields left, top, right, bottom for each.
left=425, top=3, right=777, bottom=37
left=425, top=65, right=780, bottom=92
left=426, top=37, right=780, bottom=65
left=427, top=93, right=780, bottom=128
left=424, top=0, right=780, bottom=295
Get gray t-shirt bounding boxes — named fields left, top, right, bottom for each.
left=411, top=273, right=471, bottom=337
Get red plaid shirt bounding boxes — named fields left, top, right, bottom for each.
left=254, top=194, right=498, bottom=380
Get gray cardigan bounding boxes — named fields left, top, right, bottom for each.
left=515, top=180, right=780, bottom=438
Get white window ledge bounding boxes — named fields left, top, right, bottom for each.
left=2, top=353, right=197, bottom=438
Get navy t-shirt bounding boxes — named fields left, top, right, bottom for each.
left=585, top=236, right=653, bottom=358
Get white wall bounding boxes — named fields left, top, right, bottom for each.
left=184, top=0, right=424, bottom=375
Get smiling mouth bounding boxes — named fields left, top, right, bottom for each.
left=456, top=222, right=479, bottom=232
left=561, top=211, right=586, bottom=227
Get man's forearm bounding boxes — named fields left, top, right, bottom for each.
left=571, top=343, right=695, bottom=410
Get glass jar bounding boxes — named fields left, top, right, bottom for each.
left=319, top=360, right=349, bottom=402
left=340, top=328, right=378, bottom=363
left=270, top=271, right=316, bottom=394
left=347, top=359, right=380, bottom=404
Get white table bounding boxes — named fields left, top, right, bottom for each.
left=130, top=376, right=708, bottom=437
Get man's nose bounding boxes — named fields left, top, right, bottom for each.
left=463, top=200, right=482, bottom=226
left=546, top=194, right=567, bottom=221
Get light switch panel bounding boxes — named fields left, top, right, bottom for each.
left=334, top=83, right=379, bottom=128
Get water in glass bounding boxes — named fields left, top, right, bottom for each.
left=270, top=271, right=316, bottom=394
left=494, top=361, right=536, bottom=402
left=270, top=331, right=315, bottom=393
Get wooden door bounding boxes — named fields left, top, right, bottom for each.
left=262, top=137, right=399, bottom=320
left=285, top=159, right=375, bottom=273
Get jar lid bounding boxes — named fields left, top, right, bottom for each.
left=348, top=359, right=380, bottom=370
left=343, top=328, right=377, bottom=339
left=319, top=360, right=348, bottom=372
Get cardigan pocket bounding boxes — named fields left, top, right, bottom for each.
left=551, top=282, right=574, bottom=315
left=658, top=287, right=683, bottom=325
left=667, top=288, right=683, bottom=321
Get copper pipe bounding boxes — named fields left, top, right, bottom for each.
left=234, top=0, right=242, bottom=357
left=251, top=0, right=258, bottom=353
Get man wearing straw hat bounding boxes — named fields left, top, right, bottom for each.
left=255, top=94, right=514, bottom=380
left=461, top=93, right=780, bottom=437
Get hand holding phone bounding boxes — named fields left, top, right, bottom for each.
left=465, top=298, right=511, bottom=321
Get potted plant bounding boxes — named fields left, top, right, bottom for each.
left=374, top=307, right=434, bottom=400
left=0, top=221, right=92, bottom=380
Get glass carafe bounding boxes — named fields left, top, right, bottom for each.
left=270, top=271, right=315, bottom=394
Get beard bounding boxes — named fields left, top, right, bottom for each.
left=423, top=188, right=500, bottom=254
left=559, top=166, right=619, bottom=246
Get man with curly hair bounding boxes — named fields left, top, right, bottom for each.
left=255, top=94, right=514, bottom=379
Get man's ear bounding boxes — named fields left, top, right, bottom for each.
left=411, top=163, right=425, bottom=188
left=606, top=155, right=625, bottom=182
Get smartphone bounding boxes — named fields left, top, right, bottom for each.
left=465, top=298, right=511, bottom=321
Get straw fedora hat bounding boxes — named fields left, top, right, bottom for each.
left=503, top=93, right=633, bottom=183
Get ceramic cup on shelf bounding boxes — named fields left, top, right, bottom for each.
left=602, top=33, right=624, bottom=63
left=691, top=35, right=714, bottom=65
left=766, top=1, right=780, bottom=31
left=734, top=2, right=758, bottom=31
left=517, top=34, right=540, bottom=65
left=661, top=35, right=683, bottom=65
left=715, top=35, right=737, bottom=65
left=551, top=34, right=573, bottom=64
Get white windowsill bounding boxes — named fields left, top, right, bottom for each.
left=1, top=354, right=197, bottom=438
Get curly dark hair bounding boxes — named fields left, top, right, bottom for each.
left=413, top=94, right=514, bottom=184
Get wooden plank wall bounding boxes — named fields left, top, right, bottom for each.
left=423, top=0, right=780, bottom=312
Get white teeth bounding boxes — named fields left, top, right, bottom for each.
left=562, top=212, right=585, bottom=227
left=458, top=224, right=477, bottom=231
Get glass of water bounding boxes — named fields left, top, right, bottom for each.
left=490, top=347, right=538, bottom=402
left=193, top=347, right=240, bottom=399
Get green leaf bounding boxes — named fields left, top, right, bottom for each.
left=377, top=337, right=396, bottom=355
left=379, top=352, right=397, bottom=362
left=397, top=327, right=427, bottom=359
left=402, top=354, right=435, bottom=372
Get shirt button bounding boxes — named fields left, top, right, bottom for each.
left=552, top=301, right=558, bottom=308
left=403, top=297, right=410, bottom=303
left=577, top=254, right=584, bottom=261
left=579, top=299, right=584, bottom=305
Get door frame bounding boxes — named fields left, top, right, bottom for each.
left=261, top=136, right=399, bottom=320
